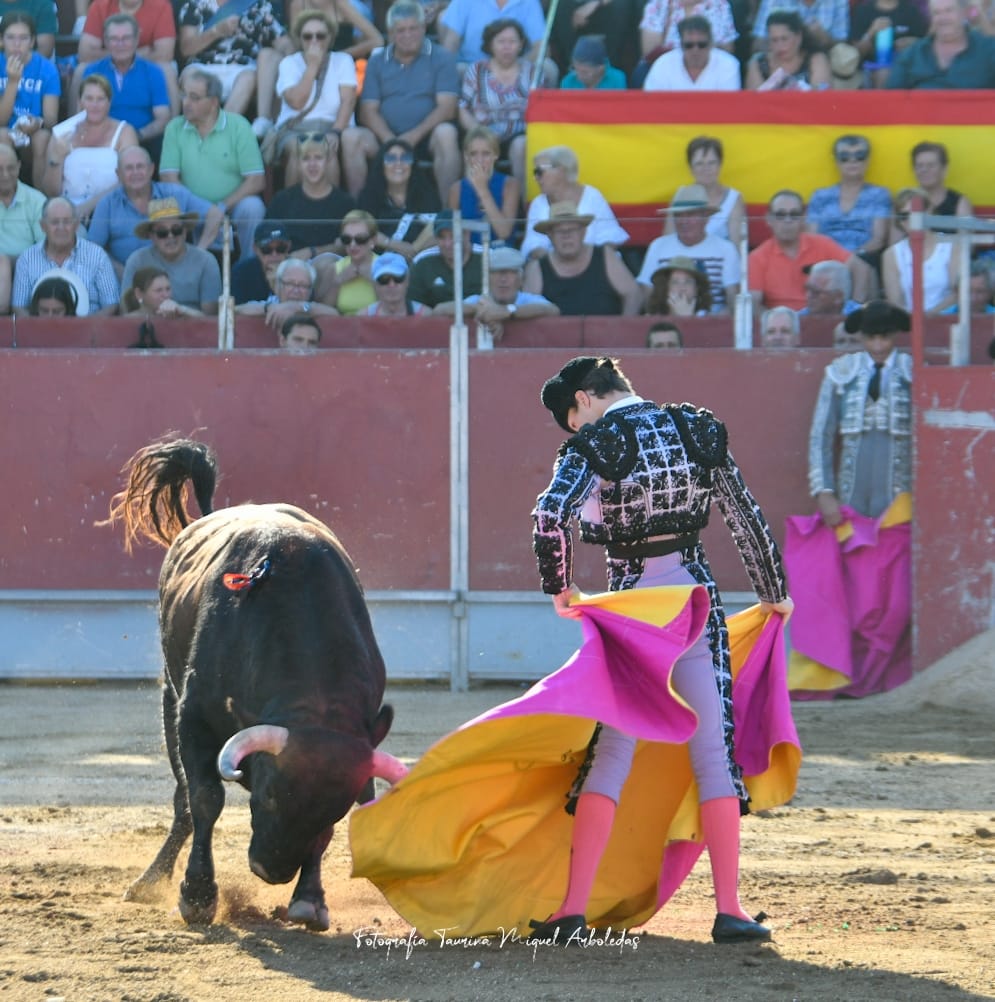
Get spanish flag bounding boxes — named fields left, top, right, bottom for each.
left=350, top=587, right=800, bottom=938
left=525, top=91, right=995, bottom=245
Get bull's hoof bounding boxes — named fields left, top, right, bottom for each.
left=287, top=898, right=330, bottom=932
left=178, top=881, right=218, bottom=925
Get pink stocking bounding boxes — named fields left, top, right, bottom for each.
left=700, top=796, right=752, bottom=920
left=549, top=792, right=616, bottom=920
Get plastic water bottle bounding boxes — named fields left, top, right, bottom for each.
left=875, top=25, right=894, bottom=66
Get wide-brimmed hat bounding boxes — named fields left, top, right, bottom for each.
left=843, top=300, right=910, bottom=336
left=540, top=356, right=613, bottom=433
left=830, top=42, right=863, bottom=90
left=659, top=184, right=719, bottom=217
left=650, top=256, right=710, bottom=297
left=534, top=201, right=595, bottom=235
left=135, top=198, right=199, bottom=238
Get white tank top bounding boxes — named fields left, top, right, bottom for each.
left=62, top=120, right=127, bottom=205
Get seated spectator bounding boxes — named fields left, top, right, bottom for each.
left=408, top=209, right=484, bottom=307
left=231, top=221, right=292, bottom=304
left=88, top=145, right=223, bottom=277
left=646, top=320, right=684, bottom=348
left=265, top=133, right=357, bottom=259
left=807, top=134, right=892, bottom=272
left=0, top=0, right=55, bottom=59
left=447, top=126, right=520, bottom=247
left=271, top=9, right=359, bottom=188
left=849, top=0, right=927, bottom=87
left=122, top=265, right=204, bottom=317
left=887, top=0, right=995, bottom=87
left=12, top=196, right=120, bottom=316
left=237, top=257, right=340, bottom=326
left=941, top=260, right=995, bottom=314
left=159, top=68, right=266, bottom=262
left=749, top=189, right=869, bottom=310
left=315, top=208, right=379, bottom=315
left=177, top=0, right=288, bottom=129
left=753, top=0, right=848, bottom=55
left=29, top=275, right=80, bottom=316
left=458, top=18, right=531, bottom=194
left=639, top=0, right=738, bottom=61
left=79, top=14, right=172, bottom=163
left=0, top=141, right=45, bottom=261
left=283, top=0, right=383, bottom=60
left=643, top=16, right=742, bottom=90
left=911, top=141, right=973, bottom=218
left=75, top=0, right=178, bottom=119
left=345, top=1, right=460, bottom=203
left=520, top=145, right=630, bottom=259
left=279, top=311, right=322, bottom=350
left=665, top=135, right=745, bottom=242
left=434, top=245, right=559, bottom=341
left=523, top=201, right=641, bottom=316
left=637, top=184, right=739, bottom=313
left=42, top=76, right=140, bottom=224
left=439, top=0, right=546, bottom=69
left=646, top=255, right=713, bottom=316
left=561, top=35, right=627, bottom=89
left=0, top=12, right=59, bottom=189
left=122, top=197, right=221, bottom=315
left=760, top=305, right=801, bottom=346
left=881, top=187, right=958, bottom=313
left=357, top=138, right=440, bottom=259
left=362, top=252, right=431, bottom=316
left=746, top=11, right=831, bottom=90
left=801, top=259, right=862, bottom=315
left=551, top=0, right=644, bottom=81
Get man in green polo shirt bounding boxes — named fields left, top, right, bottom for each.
left=0, top=143, right=45, bottom=313
left=159, top=67, right=265, bottom=261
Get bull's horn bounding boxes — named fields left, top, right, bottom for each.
left=217, top=725, right=290, bottom=781
left=370, top=749, right=409, bottom=786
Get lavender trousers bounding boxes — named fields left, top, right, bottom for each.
left=582, top=552, right=737, bottom=804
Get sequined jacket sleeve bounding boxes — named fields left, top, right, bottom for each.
left=808, top=363, right=844, bottom=497
left=532, top=446, right=601, bottom=595
left=711, top=448, right=788, bottom=604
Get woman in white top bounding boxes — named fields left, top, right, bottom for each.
left=520, top=145, right=629, bottom=259
left=274, top=9, right=358, bottom=186
left=43, top=74, right=138, bottom=223
left=664, top=135, right=745, bottom=243
left=882, top=188, right=958, bottom=314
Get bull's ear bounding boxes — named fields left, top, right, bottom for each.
left=371, top=703, right=394, bottom=747
left=225, top=696, right=259, bottom=728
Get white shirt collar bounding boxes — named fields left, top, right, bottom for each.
left=604, top=394, right=644, bottom=414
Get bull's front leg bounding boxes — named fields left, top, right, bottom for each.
left=176, top=718, right=226, bottom=925
left=286, top=826, right=334, bottom=931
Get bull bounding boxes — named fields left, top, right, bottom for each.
left=106, top=436, right=407, bottom=929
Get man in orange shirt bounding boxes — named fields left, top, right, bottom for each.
left=749, top=190, right=871, bottom=310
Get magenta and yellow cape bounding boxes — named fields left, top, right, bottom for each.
left=350, top=586, right=801, bottom=938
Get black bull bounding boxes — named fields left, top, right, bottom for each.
left=106, top=437, right=407, bottom=929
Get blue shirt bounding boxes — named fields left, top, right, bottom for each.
left=441, top=0, right=546, bottom=62
left=753, top=0, right=848, bottom=39
left=886, top=29, right=995, bottom=88
left=807, top=183, right=893, bottom=252
left=561, top=65, right=628, bottom=90
left=84, top=56, right=169, bottom=131
left=0, top=51, right=60, bottom=128
left=88, top=181, right=216, bottom=266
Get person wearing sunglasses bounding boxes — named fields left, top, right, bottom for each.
left=362, top=251, right=431, bottom=316
left=749, top=189, right=867, bottom=311
left=357, top=139, right=441, bottom=259
left=272, top=10, right=360, bottom=187
left=264, top=132, right=357, bottom=259
left=229, top=220, right=293, bottom=305
left=807, top=136, right=892, bottom=275
left=316, top=208, right=380, bottom=315
left=642, top=16, right=742, bottom=90
left=123, top=196, right=220, bottom=315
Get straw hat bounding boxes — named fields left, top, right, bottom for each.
left=649, top=255, right=711, bottom=299
left=830, top=42, right=863, bottom=90
left=658, top=184, right=719, bottom=217
left=534, top=201, right=595, bottom=235
left=135, top=197, right=200, bottom=238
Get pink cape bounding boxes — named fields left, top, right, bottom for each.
left=350, top=587, right=801, bottom=937
left=785, top=499, right=912, bottom=700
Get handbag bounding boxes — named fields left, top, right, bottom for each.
left=259, top=54, right=331, bottom=165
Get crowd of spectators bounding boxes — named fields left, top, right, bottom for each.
left=1, top=0, right=995, bottom=337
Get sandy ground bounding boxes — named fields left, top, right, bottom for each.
left=1, top=630, right=994, bottom=1002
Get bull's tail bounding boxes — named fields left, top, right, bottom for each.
left=103, top=435, right=219, bottom=552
